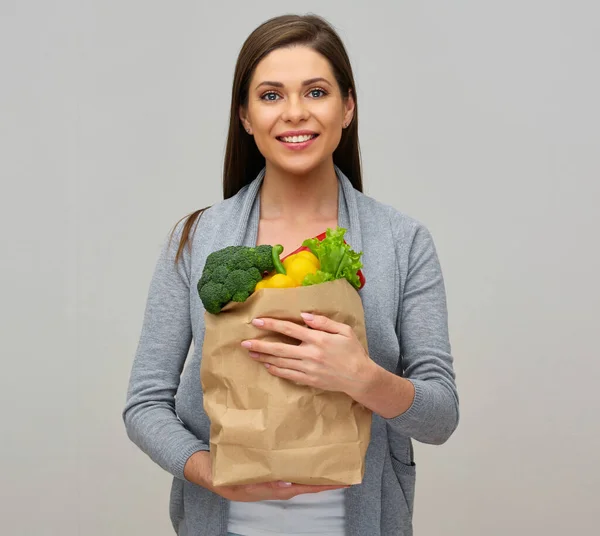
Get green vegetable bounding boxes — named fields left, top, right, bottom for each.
left=301, top=227, right=363, bottom=289
left=197, top=245, right=275, bottom=314
left=271, top=244, right=287, bottom=274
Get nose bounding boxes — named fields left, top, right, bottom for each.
left=281, top=95, right=309, bottom=123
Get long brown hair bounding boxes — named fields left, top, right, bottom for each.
left=172, top=14, right=362, bottom=264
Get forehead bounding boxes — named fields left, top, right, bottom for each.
left=251, top=46, right=334, bottom=86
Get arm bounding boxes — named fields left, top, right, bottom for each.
left=348, top=363, right=416, bottom=420
left=381, top=221, right=459, bottom=445
left=122, top=221, right=208, bottom=480
left=183, top=451, right=349, bottom=500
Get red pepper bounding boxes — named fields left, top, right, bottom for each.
left=282, top=231, right=366, bottom=289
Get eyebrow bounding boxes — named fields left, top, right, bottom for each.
left=254, top=77, right=332, bottom=90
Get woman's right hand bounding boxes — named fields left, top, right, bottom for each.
left=212, top=480, right=350, bottom=502
left=184, top=451, right=349, bottom=502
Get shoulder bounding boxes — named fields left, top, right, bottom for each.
left=196, top=188, right=246, bottom=226
left=354, top=189, right=432, bottom=244
left=171, top=184, right=251, bottom=244
left=354, top=190, right=441, bottom=270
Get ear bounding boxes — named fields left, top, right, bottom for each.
left=343, top=88, right=356, bottom=128
left=239, top=105, right=252, bottom=134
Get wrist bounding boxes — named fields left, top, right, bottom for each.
left=346, top=358, right=380, bottom=401
left=183, top=450, right=213, bottom=490
left=347, top=360, right=415, bottom=419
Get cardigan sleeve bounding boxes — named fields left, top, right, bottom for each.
left=386, top=220, right=459, bottom=445
left=122, top=221, right=209, bottom=480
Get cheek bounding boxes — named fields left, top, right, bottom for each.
left=317, top=106, right=344, bottom=133
left=320, top=112, right=344, bottom=142
left=249, top=105, right=278, bottom=132
left=249, top=113, right=278, bottom=153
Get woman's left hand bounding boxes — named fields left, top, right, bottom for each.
left=241, top=313, right=376, bottom=397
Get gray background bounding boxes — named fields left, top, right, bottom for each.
left=1, top=1, right=598, bottom=534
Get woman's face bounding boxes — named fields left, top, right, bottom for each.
left=240, top=45, right=355, bottom=176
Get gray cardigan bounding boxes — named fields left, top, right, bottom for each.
left=123, top=166, right=459, bottom=535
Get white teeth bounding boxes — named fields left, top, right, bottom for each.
left=280, top=134, right=315, bottom=143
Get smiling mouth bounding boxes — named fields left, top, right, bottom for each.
left=276, top=134, right=319, bottom=143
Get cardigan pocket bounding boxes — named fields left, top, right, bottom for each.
left=390, top=454, right=416, bottom=516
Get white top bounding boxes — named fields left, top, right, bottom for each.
left=227, top=488, right=346, bottom=536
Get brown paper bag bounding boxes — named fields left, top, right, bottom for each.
left=200, top=278, right=372, bottom=486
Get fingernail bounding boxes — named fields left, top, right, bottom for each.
left=300, top=312, right=314, bottom=321
left=252, top=318, right=264, bottom=326
left=249, top=351, right=260, bottom=358
left=264, top=363, right=270, bottom=369
left=241, top=341, right=252, bottom=348
left=277, top=481, right=293, bottom=487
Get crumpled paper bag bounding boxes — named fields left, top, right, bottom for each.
left=200, top=278, right=372, bottom=486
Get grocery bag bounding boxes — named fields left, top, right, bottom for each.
left=201, top=277, right=372, bottom=486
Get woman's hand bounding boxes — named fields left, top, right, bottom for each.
left=212, top=480, right=350, bottom=502
left=184, top=451, right=348, bottom=502
left=241, top=312, right=376, bottom=397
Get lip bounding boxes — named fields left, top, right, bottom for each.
left=276, top=130, right=319, bottom=151
left=277, top=134, right=319, bottom=151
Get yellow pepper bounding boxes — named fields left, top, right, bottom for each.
left=254, top=249, right=320, bottom=291
left=255, top=272, right=296, bottom=290
left=254, top=278, right=270, bottom=291
left=283, top=250, right=320, bottom=271
left=285, top=256, right=319, bottom=285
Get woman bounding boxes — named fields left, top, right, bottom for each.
left=123, top=14, right=459, bottom=536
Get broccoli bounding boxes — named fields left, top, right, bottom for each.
left=197, top=245, right=275, bottom=314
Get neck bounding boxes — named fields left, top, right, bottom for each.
left=260, top=160, right=339, bottom=223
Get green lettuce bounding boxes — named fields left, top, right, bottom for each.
left=301, top=227, right=363, bottom=289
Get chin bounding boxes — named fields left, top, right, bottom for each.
left=272, top=155, right=330, bottom=177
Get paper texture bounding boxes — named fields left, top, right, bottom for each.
left=201, top=278, right=372, bottom=486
